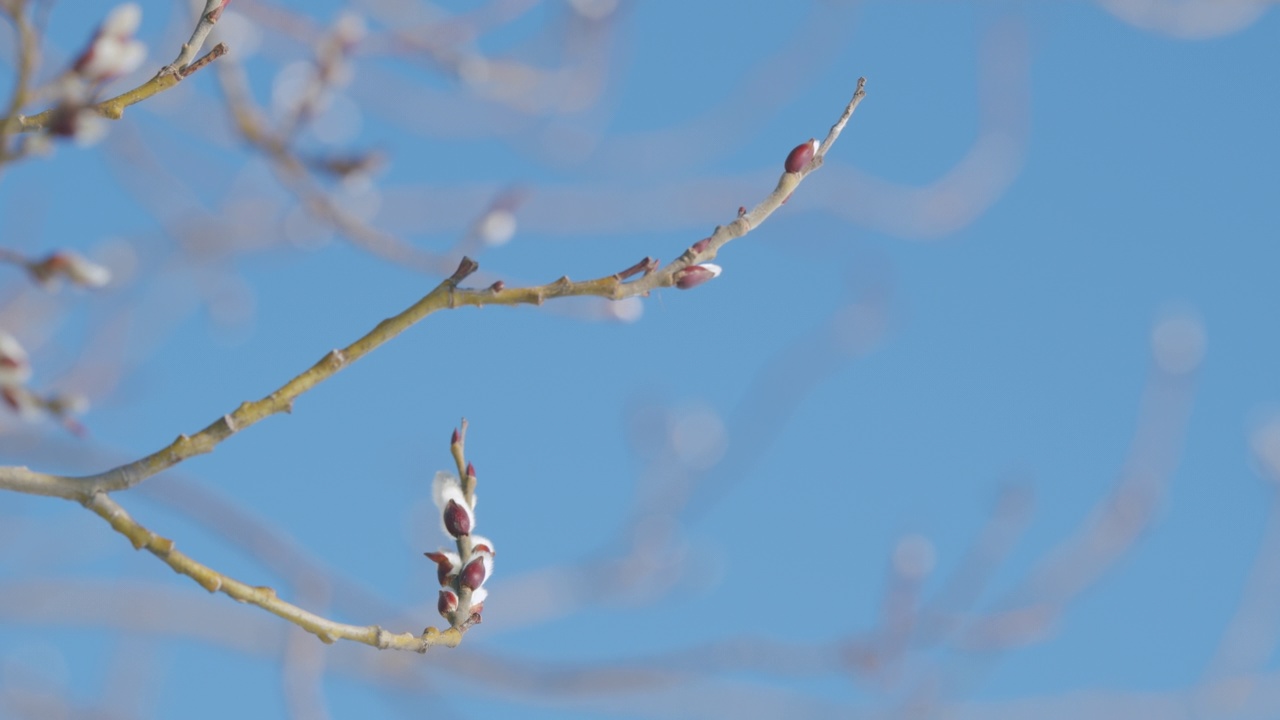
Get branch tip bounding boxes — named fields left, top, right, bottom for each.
left=615, top=256, right=657, bottom=282
left=449, top=257, right=479, bottom=284
left=177, top=42, right=228, bottom=79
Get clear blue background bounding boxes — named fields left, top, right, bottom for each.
left=1, top=1, right=1278, bottom=717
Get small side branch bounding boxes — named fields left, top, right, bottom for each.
left=161, top=0, right=230, bottom=76
left=85, top=492, right=461, bottom=652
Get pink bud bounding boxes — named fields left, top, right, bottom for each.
left=438, top=588, right=458, bottom=617
left=674, top=263, right=722, bottom=290
left=778, top=139, right=819, bottom=174
left=443, top=499, right=472, bottom=537
left=470, top=535, right=496, bottom=556
left=35, top=251, right=110, bottom=287
left=691, top=237, right=712, bottom=254
left=460, top=555, right=488, bottom=590
left=785, top=139, right=818, bottom=173
left=466, top=462, right=476, bottom=479
left=423, top=550, right=458, bottom=585
left=451, top=428, right=460, bottom=445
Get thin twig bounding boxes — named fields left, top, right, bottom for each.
left=85, top=492, right=462, bottom=652
left=178, top=42, right=228, bottom=79
left=160, top=0, right=229, bottom=76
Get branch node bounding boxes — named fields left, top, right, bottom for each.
left=615, top=257, right=657, bottom=282
left=178, top=42, right=228, bottom=79
left=151, top=535, right=174, bottom=556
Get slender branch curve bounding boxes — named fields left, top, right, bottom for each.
left=86, top=492, right=464, bottom=652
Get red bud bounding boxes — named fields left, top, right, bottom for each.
left=451, top=428, right=460, bottom=445
left=438, top=588, right=458, bottom=617
left=466, top=462, right=476, bottom=479
left=785, top=139, right=818, bottom=173
left=443, top=499, right=472, bottom=537
left=460, top=556, right=487, bottom=590
left=691, top=237, right=712, bottom=254
left=424, top=551, right=456, bottom=585
left=675, top=264, right=723, bottom=290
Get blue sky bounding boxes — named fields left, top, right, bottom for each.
left=2, top=1, right=1279, bottom=718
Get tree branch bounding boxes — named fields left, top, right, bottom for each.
left=12, top=43, right=229, bottom=133
left=0, top=80, right=868, bottom=649
left=85, top=492, right=461, bottom=652
left=0, top=78, right=868, bottom=502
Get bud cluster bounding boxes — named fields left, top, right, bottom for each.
left=425, top=429, right=494, bottom=627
